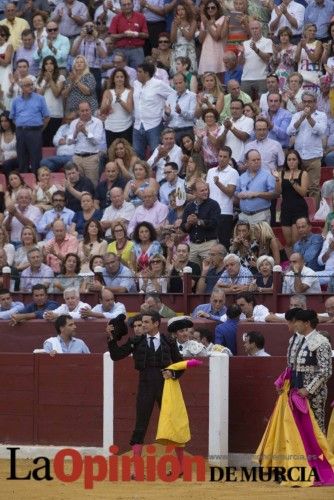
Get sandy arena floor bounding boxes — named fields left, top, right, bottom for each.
left=1, top=452, right=334, bottom=500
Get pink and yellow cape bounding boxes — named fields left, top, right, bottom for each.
left=255, top=368, right=334, bottom=487
left=156, top=359, right=202, bottom=447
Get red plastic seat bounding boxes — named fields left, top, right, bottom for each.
left=321, top=167, right=333, bottom=184
left=51, top=172, right=65, bottom=186
left=21, top=173, right=37, bottom=189
left=42, top=147, right=56, bottom=158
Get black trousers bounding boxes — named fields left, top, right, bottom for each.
left=130, top=367, right=164, bottom=445
left=217, top=214, right=234, bottom=251
left=16, top=127, right=43, bottom=173
left=105, top=126, right=133, bottom=149
left=42, top=117, right=62, bottom=147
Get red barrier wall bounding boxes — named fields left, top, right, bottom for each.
left=0, top=354, right=333, bottom=454
left=0, top=354, right=103, bottom=446
left=236, top=323, right=334, bottom=356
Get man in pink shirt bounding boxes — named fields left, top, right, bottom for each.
left=43, top=219, right=79, bottom=273
left=109, top=0, right=148, bottom=68
left=127, top=188, right=168, bottom=237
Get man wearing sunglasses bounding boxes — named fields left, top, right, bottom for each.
left=33, top=21, right=70, bottom=70
left=52, top=0, right=89, bottom=40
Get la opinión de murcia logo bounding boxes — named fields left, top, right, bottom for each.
left=6, top=446, right=320, bottom=488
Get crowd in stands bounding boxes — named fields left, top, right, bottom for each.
left=2, top=0, right=334, bottom=321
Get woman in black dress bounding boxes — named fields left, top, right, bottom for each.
left=273, top=150, right=309, bottom=255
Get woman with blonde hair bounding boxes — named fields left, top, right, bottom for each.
left=138, top=254, right=168, bottom=293
left=183, top=156, right=206, bottom=201
left=107, top=221, right=134, bottom=268
left=33, top=166, right=59, bottom=212
left=124, top=160, right=159, bottom=207
left=107, top=137, right=138, bottom=180
left=0, top=226, right=14, bottom=266
left=252, top=221, right=282, bottom=265
left=13, top=226, right=38, bottom=271
left=195, top=72, right=224, bottom=117
left=62, top=55, right=98, bottom=113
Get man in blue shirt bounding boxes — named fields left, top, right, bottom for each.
left=304, top=0, right=334, bottom=42
left=293, top=217, right=324, bottom=271
left=0, top=288, right=24, bottom=320
left=261, top=92, right=292, bottom=148
left=43, top=314, right=90, bottom=355
left=10, top=76, right=49, bottom=173
left=89, top=253, right=137, bottom=293
left=10, top=284, right=58, bottom=325
left=214, top=304, right=242, bottom=355
left=192, top=289, right=227, bottom=321
left=236, top=149, right=278, bottom=224
left=37, top=191, right=75, bottom=240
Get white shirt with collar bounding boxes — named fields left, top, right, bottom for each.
left=44, top=301, right=91, bottom=320
left=159, top=176, right=185, bottom=206
left=101, top=201, right=135, bottom=237
left=252, top=348, right=271, bottom=357
left=282, top=266, right=321, bottom=294
left=206, top=164, right=239, bottom=215
left=91, top=301, right=126, bottom=319
left=133, top=78, right=174, bottom=131
left=222, top=115, right=254, bottom=162
left=164, top=89, right=196, bottom=129
left=147, top=333, right=161, bottom=350
left=67, top=117, right=105, bottom=154
left=147, top=143, right=183, bottom=183
left=270, top=1, right=305, bottom=36
left=287, top=110, right=327, bottom=160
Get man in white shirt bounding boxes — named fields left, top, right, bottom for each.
left=147, top=127, right=183, bottom=183
left=243, top=331, right=271, bottom=356
left=259, top=74, right=280, bottom=114
left=287, top=91, right=327, bottom=203
left=282, top=252, right=321, bottom=294
left=100, top=187, right=135, bottom=237
left=269, top=0, right=305, bottom=40
left=164, top=72, right=196, bottom=143
left=219, top=99, right=254, bottom=162
left=159, top=161, right=185, bottom=206
left=235, top=292, right=270, bottom=323
left=44, top=287, right=91, bottom=320
left=67, top=100, right=105, bottom=187
left=206, top=146, right=239, bottom=249
left=80, top=287, right=126, bottom=319
left=317, top=219, right=334, bottom=285
left=133, top=61, right=173, bottom=159
left=40, top=112, right=76, bottom=172
left=240, top=19, right=273, bottom=99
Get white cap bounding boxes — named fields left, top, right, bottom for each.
left=2, top=266, right=11, bottom=274
left=94, top=266, right=104, bottom=273
left=183, top=266, right=192, bottom=274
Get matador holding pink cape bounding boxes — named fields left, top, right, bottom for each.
left=256, top=308, right=334, bottom=487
